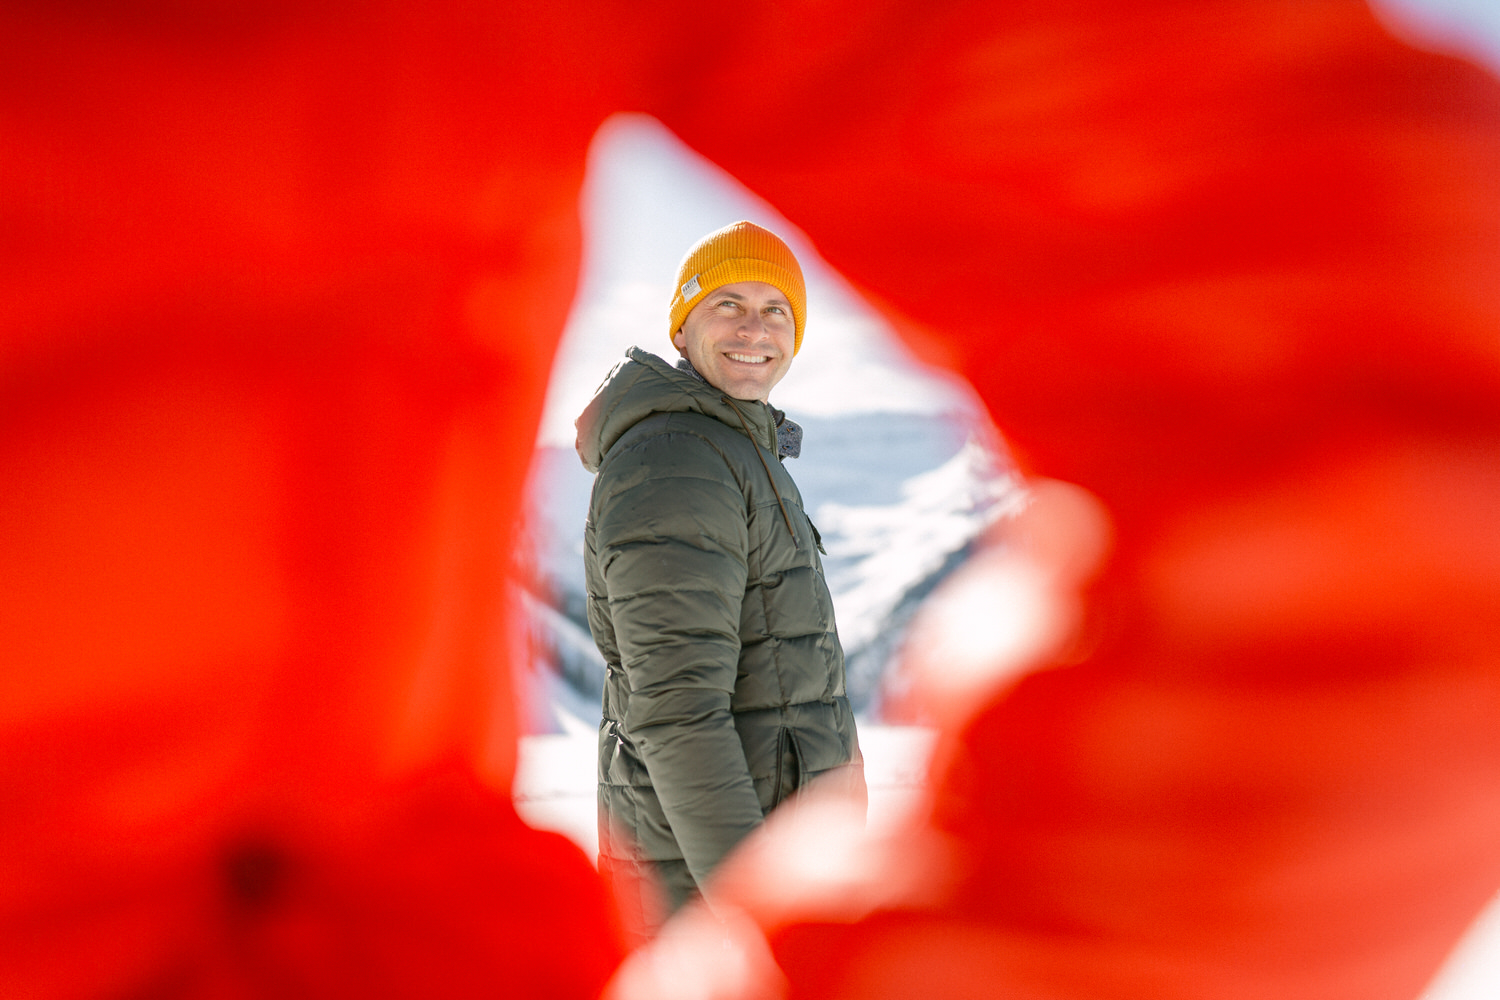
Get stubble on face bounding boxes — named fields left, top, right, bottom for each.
left=672, top=281, right=796, bottom=402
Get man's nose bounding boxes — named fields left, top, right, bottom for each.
left=737, top=312, right=764, bottom=336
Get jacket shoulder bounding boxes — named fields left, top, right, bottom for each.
left=596, top=410, right=748, bottom=490
left=576, top=350, right=731, bottom=472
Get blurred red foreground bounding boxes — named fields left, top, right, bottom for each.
left=3, top=2, right=1497, bottom=998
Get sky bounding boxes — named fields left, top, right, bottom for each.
left=534, top=116, right=981, bottom=449
left=1369, top=0, right=1500, bottom=68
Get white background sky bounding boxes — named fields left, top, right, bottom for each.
left=534, top=116, right=980, bottom=448
left=1369, top=0, right=1500, bottom=68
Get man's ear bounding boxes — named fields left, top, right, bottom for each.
left=671, top=328, right=686, bottom=352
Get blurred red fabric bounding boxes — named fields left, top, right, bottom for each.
left=3, top=1, right=1497, bottom=998
left=661, top=3, right=1500, bottom=998
left=1, top=2, right=628, bottom=995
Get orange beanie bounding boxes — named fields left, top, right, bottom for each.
left=668, top=221, right=807, bottom=354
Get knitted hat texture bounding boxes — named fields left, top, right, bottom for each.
left=668, top=221, right=807, bottom=354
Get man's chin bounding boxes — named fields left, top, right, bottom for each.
left=706, top=373, right=767, bottom=402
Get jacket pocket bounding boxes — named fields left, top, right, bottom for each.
left=806, top=515, right=827, bottom=555
left=773, top=727, right=802, bottom=810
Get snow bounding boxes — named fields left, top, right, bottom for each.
left=817, top=435, right=1023, bottom=654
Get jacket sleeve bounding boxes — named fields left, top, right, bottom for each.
left=593, top=428, right=764, bottom=891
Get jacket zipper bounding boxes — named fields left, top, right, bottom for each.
left=722, top=395, right=800, bottom=548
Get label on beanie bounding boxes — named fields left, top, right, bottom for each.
left=681, top=275, right=701, bottom=301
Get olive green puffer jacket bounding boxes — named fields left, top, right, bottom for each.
left=577, top=348, right=864, bottom=919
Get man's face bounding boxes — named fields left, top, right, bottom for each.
left=672, top=281, right=796, bottom=402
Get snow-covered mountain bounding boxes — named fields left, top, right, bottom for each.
left=515, top=406, right=1023, bottom=732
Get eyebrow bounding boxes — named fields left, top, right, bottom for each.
left=714, top=291, right=790, bottom=306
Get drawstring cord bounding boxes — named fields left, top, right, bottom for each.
left=722, top=396, right=799, bottom=548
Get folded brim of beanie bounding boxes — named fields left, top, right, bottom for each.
left=672, top=258, right=805, bottom=355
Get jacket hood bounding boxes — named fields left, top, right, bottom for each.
left=575, top=347, right=779, bottom=473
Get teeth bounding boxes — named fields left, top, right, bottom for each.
left=727, top=353, right=769, bottom=364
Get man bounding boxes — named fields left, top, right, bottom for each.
left=575, top=221, right=865, bottom=934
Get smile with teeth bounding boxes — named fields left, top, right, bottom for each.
left=726, top=353, right=770, bottom=365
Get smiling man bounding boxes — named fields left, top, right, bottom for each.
left=575, top=221, right=864, bottom=936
